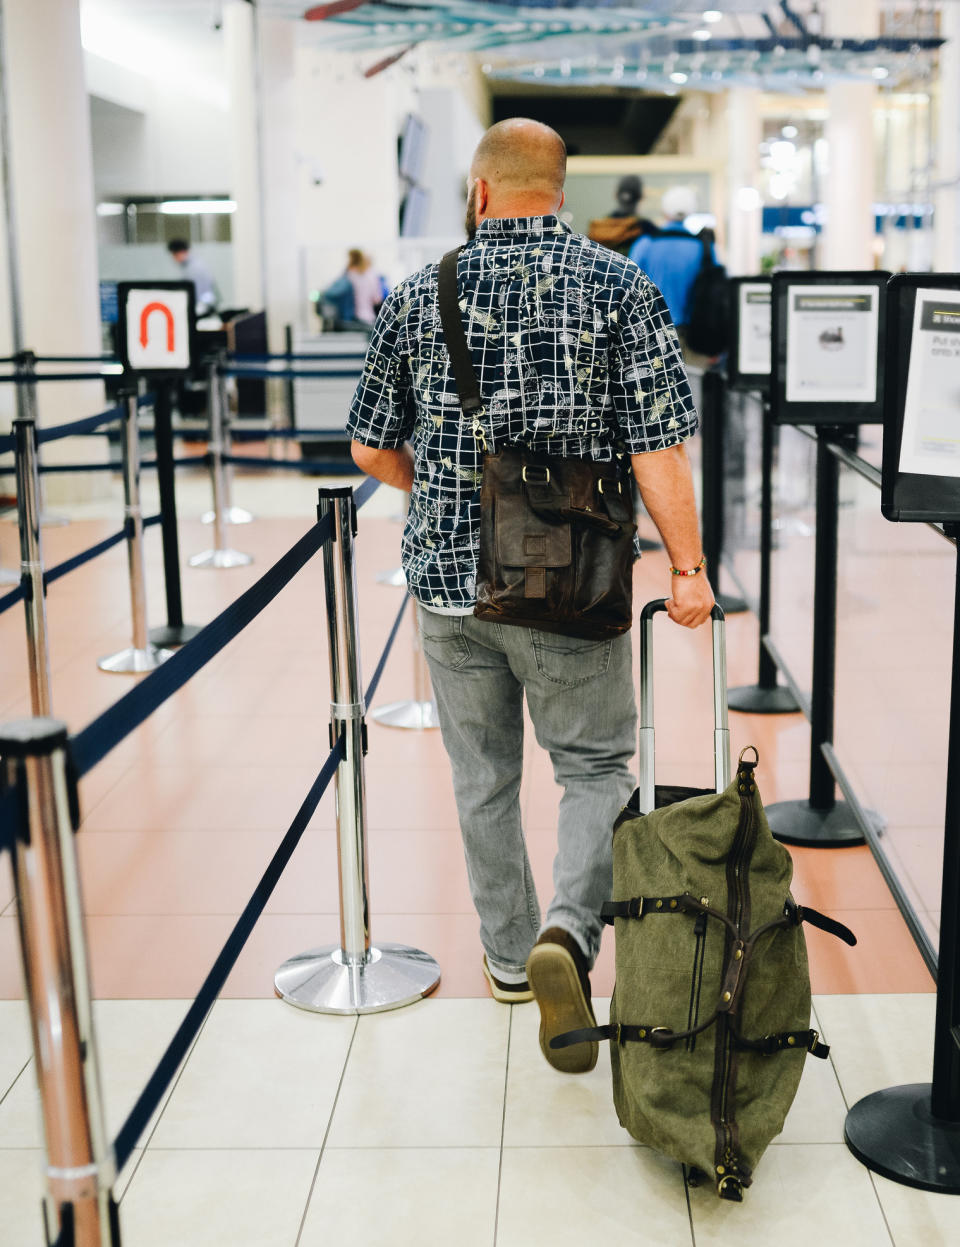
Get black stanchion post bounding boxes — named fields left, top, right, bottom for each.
left=728, top=394, right=800, bottom=714
left=844, top=524, right=960, bottom=1192
left=699, top=368, right=746, bottom=614
left=149, top=381, right=201, bottom=647
left=284, top=323, right=297, bottom=430
left=0, top=718, right=121, bottom=1244
left=765, top=427, right=865, bottom=847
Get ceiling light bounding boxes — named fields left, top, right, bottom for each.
left=158, top=200, right=236, bottom=215
left=872, top=66, right=890, bottom=79
left=692, top=28, right=711, bottom=41
left=96, top=203, right=124, bottom=217
left=782, top=125, right=798, bottom=138
left=670, top=71, right=688, bottom=84
left=702, top=9, right=722, bottom=21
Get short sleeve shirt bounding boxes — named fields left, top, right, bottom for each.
left=346, top=214, right=698, bottom=612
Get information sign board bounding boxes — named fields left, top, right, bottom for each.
left=728, top=276, right=772, bottom=391
left=772, top=271, right=889, bottom=425
left=881, top=274, right=960, bottom=524
left=117, top=281, right=195, bottom=376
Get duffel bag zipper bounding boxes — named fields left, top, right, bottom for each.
left=711, top=766, right=759, bottom=1198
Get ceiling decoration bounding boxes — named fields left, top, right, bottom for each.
left=303, top=0, right=944, bottom=89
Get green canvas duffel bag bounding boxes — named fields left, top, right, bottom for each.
left=552, top=602, right=856, bottom=1201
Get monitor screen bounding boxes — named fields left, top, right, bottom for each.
left=398, top=113, right=428, bottom=184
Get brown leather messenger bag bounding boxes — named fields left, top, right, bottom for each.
left=436, top=246, right=637, bottom=641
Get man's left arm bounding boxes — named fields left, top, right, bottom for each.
left=346, top=287, right=416, bottom=489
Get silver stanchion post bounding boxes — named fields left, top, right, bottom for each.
left=274, top=485, right=441, bottom=1013
left=98, top=390, right=173, bottom=674
left=202, top=356, right=252, bottom=527
left=15, top=352, right=69, bottom=529
left=13, top=390, right=53, bottom=715
left=375, top=489, right=408, bottom=586
left=371, top=604, right=440, bottom=730
left=1, top=718, right=120, bottom=1246
left=189, top=358, right=252, bottom=568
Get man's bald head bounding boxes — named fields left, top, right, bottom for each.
left=470, top=118, right=567, bottom=199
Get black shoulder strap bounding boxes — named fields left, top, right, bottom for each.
left=437, top=247, right=482, bottom=416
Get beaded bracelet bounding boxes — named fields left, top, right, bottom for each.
left=670, top=555, right=706, bottom=577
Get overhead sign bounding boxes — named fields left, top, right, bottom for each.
left=117, top=281, right=195, bottom=376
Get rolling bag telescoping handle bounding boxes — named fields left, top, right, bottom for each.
left=638, top=600, right=730, bottom=815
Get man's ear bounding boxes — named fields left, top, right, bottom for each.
left=558, top=190, right=565, bottom=211
left=475, top=178, right=490, bottom=217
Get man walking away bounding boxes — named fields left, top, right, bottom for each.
left=348, top=119, right=714, bottom=1075
left=168, top=239, right=219, bottom=316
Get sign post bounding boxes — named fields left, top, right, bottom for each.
left=845, top=274, right=960, bottom=1193
left=764, top=271, right=888, bottom=848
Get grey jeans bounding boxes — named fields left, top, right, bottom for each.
left=417, top=604, right=637, bottom=978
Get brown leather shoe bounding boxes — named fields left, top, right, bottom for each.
left=525, top=927, right=598, bottom=1074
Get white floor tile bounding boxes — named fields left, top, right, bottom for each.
left=496, top=1145, right=691, bottom=1246
left=328, top=997, right=509, bottom=1148
left=872, top=1170, right=960, bottom=1247
left=0, top=999, right=30, bottom=1100
left=814, top=994, right=937, bottom=1109
left=503, top=997, right=634, bottom=1147
left=0, top=999, right=201, bottom=1149
left=0, top=1149, right=45, bottom=1246
left=119, top=1148, right=319, bottom=1247
left=688, top=1143, right=891, bottom=1246
left=300, top=1147, right=500, bottom=1247
left=150, top=999, right=355, bottom=1149
left=775, top=1003, right=850, bottom=1145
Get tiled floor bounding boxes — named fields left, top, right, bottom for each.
left=0, top=462, right=950, bottom=1243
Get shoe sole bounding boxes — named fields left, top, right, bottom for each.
left=526, top=942, right=598, bottom=1074
left=482, top=958, right=534, bottom=1004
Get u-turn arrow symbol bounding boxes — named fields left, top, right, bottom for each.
left=139, top=302, right=175, bottom=351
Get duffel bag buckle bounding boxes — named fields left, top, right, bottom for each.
left=522, top=464, right=550, bottom=484
left=649, top=1027, right=675, bottom=1051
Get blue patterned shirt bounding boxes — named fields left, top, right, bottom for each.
left=346, top=214, right=698, bottom=612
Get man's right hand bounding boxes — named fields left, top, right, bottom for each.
left=665, top=573, right=715, bottom=628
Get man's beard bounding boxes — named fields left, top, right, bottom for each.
left=464, top=183, right=477, bottom=240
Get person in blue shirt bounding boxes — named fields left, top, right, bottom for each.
left=628, top=186, right=714, bottom=347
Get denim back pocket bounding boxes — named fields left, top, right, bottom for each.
left=418, top=609, right=472, bottom=671
left=530, top=630, right=613, bottom=687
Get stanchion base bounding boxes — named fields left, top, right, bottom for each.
left=728, top=683, right=801, bottom=715
left=766, top=798, right=867, bottom=848
left=637, top=536, right=661, bottom=552
left=188, top=548, right=253, bottom=569
left=98, top=644, right=173, bottom=674
left=845, top=1084, right=960, bottom=1194
left=716, top=591, right=748, bottom=614
left=371, top=699, right=440, bottom=730
left=375, top=567, right=406, bottom=587
left=201, top=506, right=253, bottom=526
left=275, top=943, right=441, bottom=1014
left=149, top=623, right=203, bottom=647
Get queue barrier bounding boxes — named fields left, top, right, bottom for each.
left=0, top=475, right=438, bottom=1245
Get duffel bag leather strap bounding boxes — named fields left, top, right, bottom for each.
left=733, top=1028, right=830, bottom=1060
left=550, top=1023, right=685, bottom=1051
left=785, top=899, right=857, bottom=947
left=437, top=248, right=483, bottom=418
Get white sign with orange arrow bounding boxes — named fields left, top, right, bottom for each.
left=124, top=287, right=191, bottom=372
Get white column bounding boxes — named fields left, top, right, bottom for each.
left=259, top=14, right=299, bottom=352
left=224, top=0, right=264, bottom=311
left=822, top=0, right=878, bottom=271
left=934, top=3, right=960, bottom=273
left=725, top=89, right=763, bottom=276
left=1, top=0, right=105, bottom=498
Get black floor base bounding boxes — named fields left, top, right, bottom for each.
left=716, top=591, right=747, bottom=615
left=637, top=535, right=661, bottom=552
left=728, top=683, right=801, bottom=715
left=845, top=1084, right=960, bottom=1194
left=149, top=623, right=203, bottom=647
left=765, top=798, right=866, bottom=848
